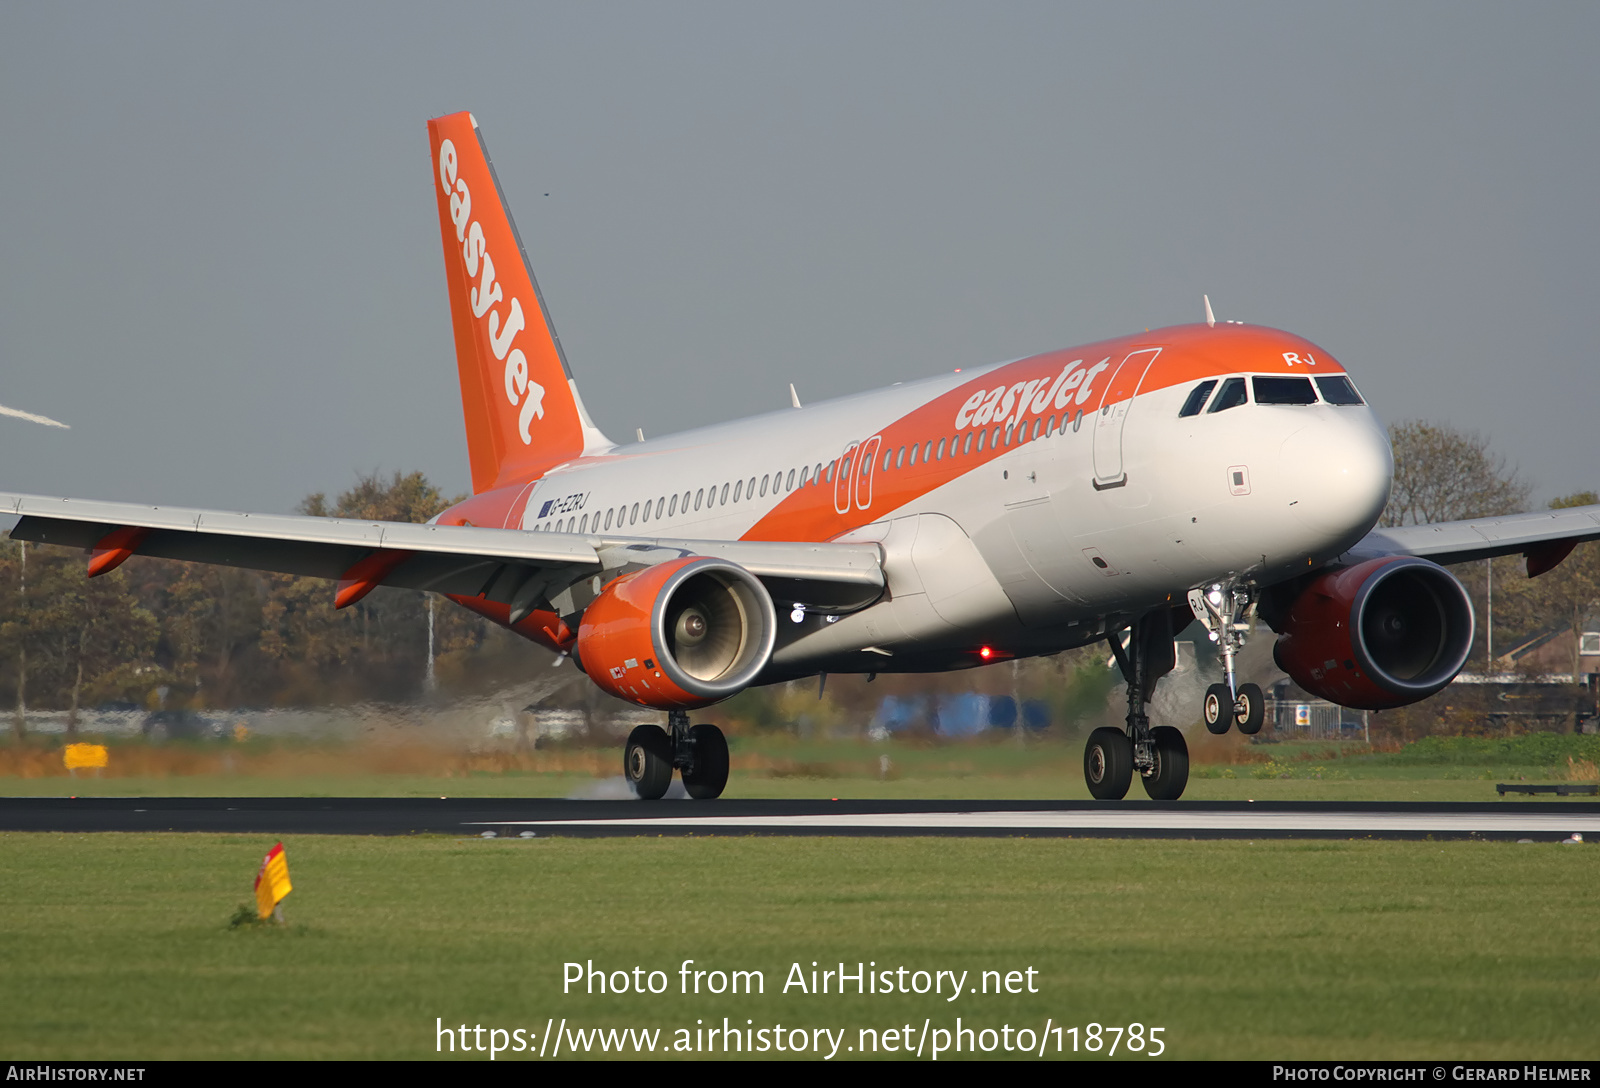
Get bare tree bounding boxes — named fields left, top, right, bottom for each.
left=1382, top=421, right=1528, bottom=527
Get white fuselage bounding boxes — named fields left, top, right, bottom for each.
left=497, top=324, right=1392, bottom=678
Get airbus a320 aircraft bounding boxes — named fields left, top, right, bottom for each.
left=8, top=112, right=1600, bottom=801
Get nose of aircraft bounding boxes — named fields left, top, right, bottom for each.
left=1279, top=410, right=1392, bottom=547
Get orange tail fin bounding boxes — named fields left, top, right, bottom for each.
left=427, top=112, right=612, bottom=493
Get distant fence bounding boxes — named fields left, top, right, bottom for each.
left=1265, top=699, right=1369, bottom=742
left=872, top=694, right=1052, bottom=738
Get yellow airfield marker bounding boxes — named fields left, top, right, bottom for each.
left=63, top=743, right=108, bottom=777
left=254, top=842, right=292, bottom=922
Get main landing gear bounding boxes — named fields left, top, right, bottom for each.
left=1085, top=606, right=1190, bottom=801
left=1188, top=582, right=1264, bottom=736
left=624, top=710, right=729, bottom=800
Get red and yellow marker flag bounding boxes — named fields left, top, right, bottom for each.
left=254, top=842, right=292, bottom=920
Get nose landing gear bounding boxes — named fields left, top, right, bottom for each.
left=1203, top=681, right=1265, bottom=734
left=1189, top=583, right=1264, bottom=735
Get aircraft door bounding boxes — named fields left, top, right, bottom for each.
left=833, top=441, right=860, bottom=515
left=1091, top=348, right=1161, bottom=489
left=855, top=436, right=881, bottom=511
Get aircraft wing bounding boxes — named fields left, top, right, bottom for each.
left=1350, top=504, right=1600, bottom=575
left=0, top=492, right=884, bottom=612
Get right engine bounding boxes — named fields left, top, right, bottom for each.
left=575, top=556, right=777, bottom=710
left=1269, top=555, right=1475, bottom=710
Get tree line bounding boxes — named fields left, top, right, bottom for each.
left=0, top=472, right=541, bottom=736
left=3, top=424, right=1599, bottom=736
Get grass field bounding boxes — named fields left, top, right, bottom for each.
left=2, top=732, right=1596, bottom=802
left=1, top=833, right=1596, bottom=1060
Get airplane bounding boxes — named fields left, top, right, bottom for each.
left=8, top=110, right=1600, bottom=802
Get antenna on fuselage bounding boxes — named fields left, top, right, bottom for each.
left=789, top=383, right=803, bottom=409
left=1204, top=295, right=1216, bottom=328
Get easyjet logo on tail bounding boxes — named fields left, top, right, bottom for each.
left=438, top=138, right=544, bottom=444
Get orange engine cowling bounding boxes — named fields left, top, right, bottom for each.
left=576, top=557, right=777, bottom=709
left=1271, top=556, right=1475, bottom=710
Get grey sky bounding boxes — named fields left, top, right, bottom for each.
left=2, top=3, right=1595, bottom=515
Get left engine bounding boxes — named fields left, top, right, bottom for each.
left=1268, top=555, right=1475, bottom=710
left=575, top=557, right=777, bottom=709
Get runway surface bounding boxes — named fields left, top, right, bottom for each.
left=2, top=796, right=1597, bottom=839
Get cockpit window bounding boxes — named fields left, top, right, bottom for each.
left=1178, top=380, right=1217, bottom=417
left=1207, top=377, right=1248, bottom=413
left=1253, top=376, right=1318, bottom=405
left=1315, top=375, right=1365, bottom=405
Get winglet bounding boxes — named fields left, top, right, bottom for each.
left=789, top=383, right=802, bottom=409
left=1204, top=295, right=1216, bottom=328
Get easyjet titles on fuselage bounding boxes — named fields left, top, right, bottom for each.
left=953, top=357, right=1110, bottom=431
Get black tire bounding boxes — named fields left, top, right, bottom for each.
left=1083, top=727, right=1133, bottom=800
left=681, top=723, right=729, bottom=800
left=1202, top=683, right=1232, bottom=735
left=1142, top=725, right=1190, bottom=800
left=624, top=725, right=674, bottom=800
left=1235, top=682, right=1265, bottom=735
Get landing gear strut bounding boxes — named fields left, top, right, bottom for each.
left=624, top=710, right=729, bottom=800
left=1189, top=582, right=1264, bottom=735
left=1089, top=606, right=1190, bottom=800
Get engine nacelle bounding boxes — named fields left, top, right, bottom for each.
left=1271, top=556, right=1474, bottom=710
left=576, top=557, right=777, bottom=709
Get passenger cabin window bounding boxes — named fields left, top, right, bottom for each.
left=1179, top=380, right=1217, bottom=417
left=1253, top=376, right=1317, bottom=405
left=1316, top=375, right=1365, bottom=405
left=1208, top=377, right=1248, bottom=413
